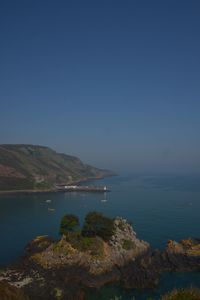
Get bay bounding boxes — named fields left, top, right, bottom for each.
left=0, top=173, right=200, bottom=299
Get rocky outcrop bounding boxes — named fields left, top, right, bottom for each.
left=120, top=238, right=200, bottom=289
left=0, top=218, right=150, bottom=299
left=28, top=217, right=149, bottom=288
left=162, top=238, right=200, bottom=271
left=109, top=217, right=149, bottom=265
left=0, top=222, right=200, bottom=300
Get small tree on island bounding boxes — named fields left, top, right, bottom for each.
left=59, top=214, right=80, bottom=236
left=82, top=211, right=115, bottom=241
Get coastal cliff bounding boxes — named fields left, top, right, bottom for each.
left=0, top=144, right=113, bottom=191
left=0, top=213, right=199, bottom=300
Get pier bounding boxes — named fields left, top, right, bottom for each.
left=56, top=185, right=109, bottom=192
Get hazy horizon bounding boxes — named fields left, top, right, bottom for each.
left=1, top=1, right=200, bottom=173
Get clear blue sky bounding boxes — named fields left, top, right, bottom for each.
left=0, top=0, right=200, bottom=172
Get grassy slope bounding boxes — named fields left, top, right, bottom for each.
left=0, top=144, right=112, bottom=191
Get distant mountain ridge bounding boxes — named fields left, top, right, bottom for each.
left=0, top=144, right=113, bottom=191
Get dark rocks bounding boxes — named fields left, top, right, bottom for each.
left=162, top=238, right=200, bottom=271
left=26, top=236, right=55, bottom=255
left=1, top=222, right=200, bottom=300
left=120, top=251, right=161, bottom=289
left=0, top=281, right=30, bottom=300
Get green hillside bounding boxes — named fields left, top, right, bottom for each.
left=0, top=144, right=113, bottom=191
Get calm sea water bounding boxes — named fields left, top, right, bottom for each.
left=0, top=173, right=200, bottom=299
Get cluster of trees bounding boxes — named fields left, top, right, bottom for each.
left=59, top=211, right=115, bottom=242
left=60, top=214, right=79, bottom=236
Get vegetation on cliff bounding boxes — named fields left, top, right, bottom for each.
left=160, top=288, right=200, bottom=300
left=59, top=214, right=80, bottom=235
left=82, top=211, right=115, bottom=241
left=0, top=144, right=113, bottom=191
left=57, top=212, right=115, bottom=256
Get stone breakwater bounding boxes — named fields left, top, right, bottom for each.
left=0, top=218, right=200, bottom=300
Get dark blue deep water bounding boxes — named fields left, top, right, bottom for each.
left=0, top=173, right=200, bottom=299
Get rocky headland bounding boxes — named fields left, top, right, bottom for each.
left=0, top=213, right=199, bottom=300
left=0, top=144, right=114, bottom=192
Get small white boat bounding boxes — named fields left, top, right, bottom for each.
left=46, top=200, right=51, bottom=203
left=48, top=208, right=55, bottom=212
left=101, top=199, right=107, bottom=202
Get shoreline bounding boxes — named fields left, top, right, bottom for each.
left=0, top=174, right=116, bottom=196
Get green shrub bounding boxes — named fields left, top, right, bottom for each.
left=161, top=288, right=200, bottom=300
left=82, top=211, right=115, bottom=241
left=59, top=214, right=79, bottom=236
left=66, top=231, right=104, bottom=256
left=122, top=239, right=135, bottom=250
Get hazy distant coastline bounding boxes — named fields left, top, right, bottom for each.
left=0, top=144, right=114, bottom=193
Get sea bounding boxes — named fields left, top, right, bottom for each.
left=0, top=173, right=200, bottom=299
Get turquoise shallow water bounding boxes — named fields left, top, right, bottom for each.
left=0, top=173, right=200, bottom=299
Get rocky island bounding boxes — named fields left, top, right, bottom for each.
left=0, top=144, right=114, bottom=192
left=0, top=212, right=200, bottom=300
